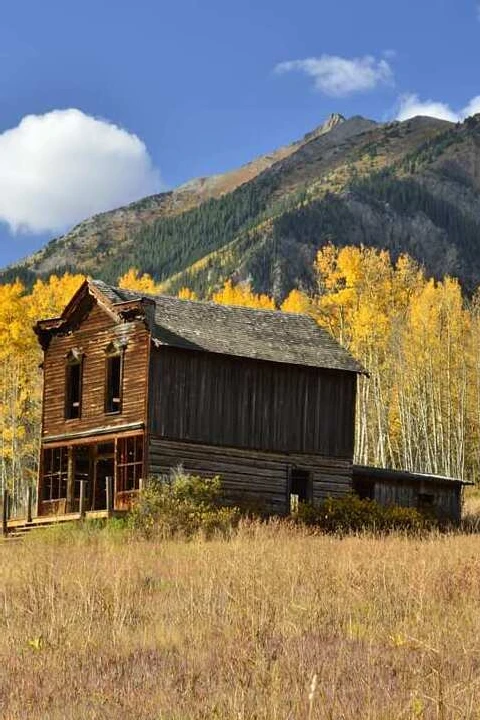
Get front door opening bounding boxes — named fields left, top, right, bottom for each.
left=73, top=445, right=91, bottom=511
left=92, top=441, right=115, bottom=510
left=353, top=478, right=375, bottom=501
left=289, top=468, right=312, bottom=513
left=93, top=458, right=114, bottom=510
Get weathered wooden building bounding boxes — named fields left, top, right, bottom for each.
left=352, top=465, right=469, bottom=524
left=34, top=279, right=364, bottom=517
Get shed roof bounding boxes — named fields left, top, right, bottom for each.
left=90, top=279, right=364, bottom=374
left=353, top=465, right=473, bottom=486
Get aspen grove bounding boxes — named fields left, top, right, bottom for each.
left=2, top=245, right=480, bottom=510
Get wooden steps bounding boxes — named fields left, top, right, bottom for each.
left=3, top=510, right=112, bottom=539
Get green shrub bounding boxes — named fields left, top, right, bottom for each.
left=295, top=494, right=431, bottom=534
left=128, top=467, right=239, bottom=539
left=23, top=516, right=130, bottom=545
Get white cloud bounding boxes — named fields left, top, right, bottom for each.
left=0, top=108, right=161, bottom=234
left=274, top=54, right=393, bottom=97
left=462, top=95, right=480, bottom=117
left=396, top=94, right=459, bottom=122
left=397, top=93, right=480, bottom=122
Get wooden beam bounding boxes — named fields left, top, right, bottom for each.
left=66, top=446, right=74, bottom=513
left=79, top=480, right=86, bottom=519
left=26, top=487, right=33, bottom=524
left=42, top=422, right=144, bottom=446
left=106, top=476, right=113, bottom=518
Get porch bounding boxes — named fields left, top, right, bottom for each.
left=2, top=485, right=128, bottom=537
left=38, top=432, right=144, bottom=517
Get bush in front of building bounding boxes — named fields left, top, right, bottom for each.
left=129, top=466, right=240, bottom=539
left=295, top=494, right=432, bottom=533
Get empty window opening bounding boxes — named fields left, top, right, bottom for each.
left=353, top=478, right=375, bottom=501
left=117, top=435, right=143, bottom=493
left=65, top=357, right=82, bottom=419
left=418, top=492, right=435, bottom=507
left=105, top=354, right=122, bottom=413
left=289, top=468, right=312, bottom=513
left=42, top=447, right=68, bottom=501
left=73, top=446, right=90, bottom=505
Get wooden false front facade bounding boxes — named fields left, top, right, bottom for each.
left=36, top=284, right=151, bottom=516
left=35, top=279, right=364, bottom=517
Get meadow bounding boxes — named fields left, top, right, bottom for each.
left=2, top=507, right=480, bottom=720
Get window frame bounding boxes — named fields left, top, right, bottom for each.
left=64, top=350, right=83, bottom=420
left=42, top=447, right=68, bottom=501
left=116, top=435, right=143, bottom=493
left=104, top=342, right=125, bottom=415
left=418, top=492, right=435, bottom=507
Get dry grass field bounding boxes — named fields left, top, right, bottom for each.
left=2, top=514, right=480, bottom=720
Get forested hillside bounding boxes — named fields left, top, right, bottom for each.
left=8, top=112, right=480, bottom=298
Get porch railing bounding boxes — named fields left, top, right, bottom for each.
left=3, top=476, right=117, bottom=536
left=2, top=487, right=35, bottom=535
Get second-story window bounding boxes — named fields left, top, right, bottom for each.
left=105, top=343, right=124, bottom=414
left=65, top=350, right=83, bottom=420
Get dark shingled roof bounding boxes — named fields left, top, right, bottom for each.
left=353, top=465, right=473, bottom=486
left=91, top=279, right=364, bottom=374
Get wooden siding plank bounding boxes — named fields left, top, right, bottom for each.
left=148, top=437, right=353, bottom=514
left=149, top=347, right=356, bottom=457
left=148, top=437, right=352, bottom=469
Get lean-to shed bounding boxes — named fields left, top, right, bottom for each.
left=352, top=465, right=471, bottom=523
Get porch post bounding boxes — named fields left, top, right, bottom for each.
left=106, top=475, right=113, bottom=518
left=79, top=480, right=86, bottom=519
left=66, top=446, right=74, bottom=513
left=26, top=486, right=33, bottom=523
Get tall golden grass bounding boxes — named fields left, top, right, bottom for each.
left=2, top=520, right=480, bottom=719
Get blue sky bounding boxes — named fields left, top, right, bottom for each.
left=0, top=0, right=479, bottom=266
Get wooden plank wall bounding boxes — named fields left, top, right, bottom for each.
left=148, top=437, right=353, bottom=514
left=149, top=347, right=356, bottom=457
left=374, top=480, right=461, bottom=522
left=42, top=299, right=150, bottom=439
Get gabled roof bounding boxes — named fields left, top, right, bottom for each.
left=89, top=280, right=364, bottom=374
left=36, top=278, right=364, bottom=373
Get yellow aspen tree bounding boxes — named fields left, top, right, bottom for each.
left=0, top=280, right=34, bottom=508
left=118, top=268, right=159, bottom=294
left=0, top=273, right=86, bottom=511
left=211, top=280, right=275, bottom=310
left=467, top=289, right=480, bottom=481
left=314, top=244, right=429, bottom=469
left=395, top=277, right=469, bottom=477
left=280, top=289, right=315, bottom=316
left=178, top=287, right=198, bottom=301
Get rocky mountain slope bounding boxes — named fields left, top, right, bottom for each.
left=7, top=113, right=346, bottom=279
left=6, top=112, right=480, bottom=297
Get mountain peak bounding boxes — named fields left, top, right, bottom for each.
left=302, top=113, right=346, bottom=143
left=324, top=112, right=346, bottom=129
